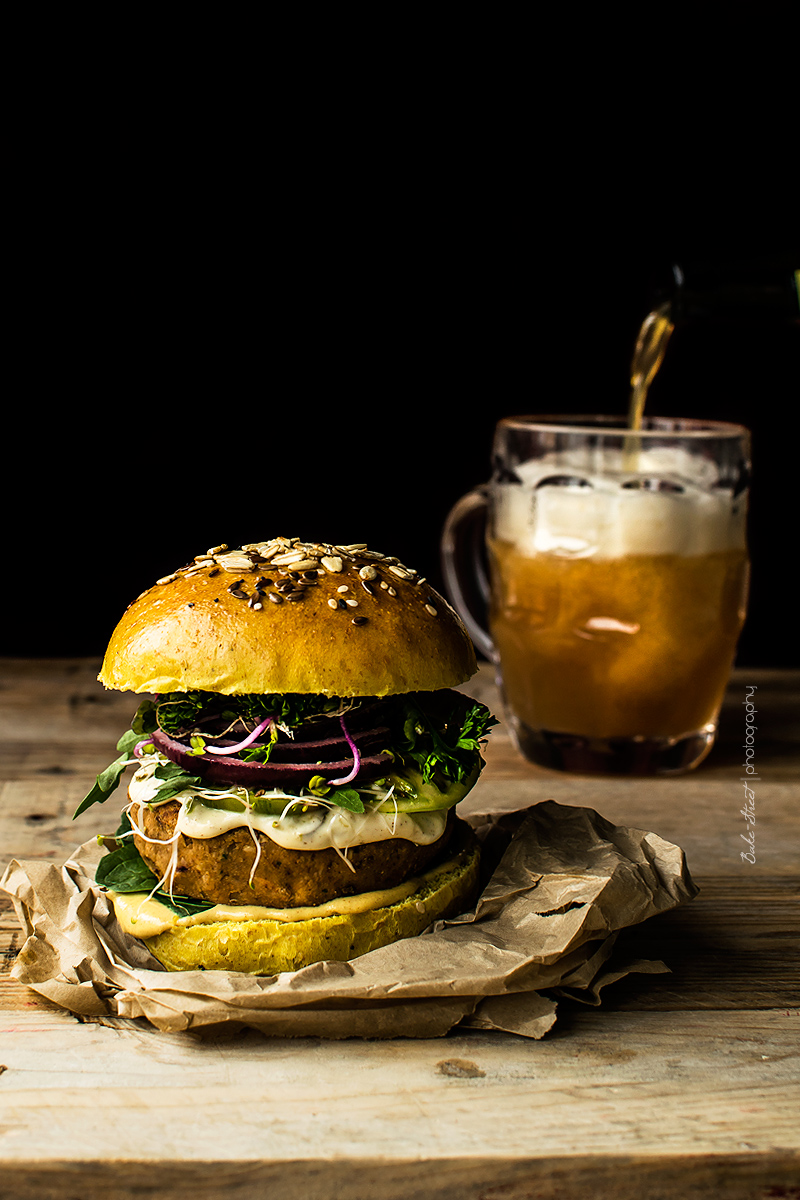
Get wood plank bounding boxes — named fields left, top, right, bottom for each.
left=463, top=778, right=799, bottom=877
left=1, top=1153, right=799, bottom=1200
left=582, top=875, right=800, bottom=1011
left=1, top=661, right=799, bottom=1197
left=0, top=1010, right=797, bottom=1198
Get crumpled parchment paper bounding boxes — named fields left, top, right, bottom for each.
left=1, top=800, right=698, bottom=1039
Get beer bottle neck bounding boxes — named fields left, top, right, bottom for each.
left=661, top=258, right=799, bottom=325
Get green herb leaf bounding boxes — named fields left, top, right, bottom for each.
left=95, top=842, right=159, bottom=892
left=151, top=762, right=202, bottom=803
left=95, top=840, right=216, bottom=918
left=131, top=699, right=157, bottom=736
left=395, top=697, right=498, bottom=787
left=73, top=751, right=135, bottom=819
left=327, top=786, right=365, bottom=813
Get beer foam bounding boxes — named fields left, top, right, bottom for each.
left=493, top=446, right=747, bottom=559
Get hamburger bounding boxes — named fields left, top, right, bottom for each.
left=75, top=537, right=496, bottom=974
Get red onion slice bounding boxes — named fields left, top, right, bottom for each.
left=148, top=728, right=390, bottom=787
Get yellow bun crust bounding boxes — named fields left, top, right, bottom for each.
left=139, top=824, right=481, bottom=975
left=99, top=539, right=476, bottom=697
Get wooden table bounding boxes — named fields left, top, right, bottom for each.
left=1, top=659, right=798, bottom=1200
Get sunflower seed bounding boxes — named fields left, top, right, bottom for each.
left=361, top=580, right=375, bottom=596
left=157, top=573, right=177, bottom=585
left=351, top=616, right=368, bottom=626
left=268, top=592, right=284, bottom=604
left=270, top=551, right=307, bottom=566
left=217, top=554, right=257, bottom=572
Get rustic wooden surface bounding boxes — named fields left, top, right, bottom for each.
left=1, top=659, right=798, bottom=1200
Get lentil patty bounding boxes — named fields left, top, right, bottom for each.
left=131, top=800, right=457, bottom=908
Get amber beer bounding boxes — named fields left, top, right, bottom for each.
left=441, top=416, right=752, bottom=774
left=488, top=540, right=749, bottom=759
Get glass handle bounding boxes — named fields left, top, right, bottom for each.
left=440, top=486, right=496, bottom=661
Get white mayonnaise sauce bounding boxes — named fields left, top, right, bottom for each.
left=127, top=754, right=447, bottom=851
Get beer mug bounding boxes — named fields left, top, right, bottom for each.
left=442, top=416, right=751, bottom=775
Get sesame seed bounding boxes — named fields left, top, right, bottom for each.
left=425, top=603, right=438, bottom=616
left=327, top=598, right=338, bottom=609
left=346, top=598, right=358, bottom=607
left=337, top=585, right=349, bottom=593
left=352, top=616, right=368, bottom=625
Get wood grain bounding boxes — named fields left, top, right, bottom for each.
left=1, top=659, right=798, bottom=1199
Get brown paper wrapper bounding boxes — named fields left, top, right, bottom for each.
left=1, top=800, right=698, bottom=1039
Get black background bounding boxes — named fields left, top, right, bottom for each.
left=3, top=236, right=797, bottom=668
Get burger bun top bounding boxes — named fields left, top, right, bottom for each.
left=98, top=539, right=478, bottom=697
